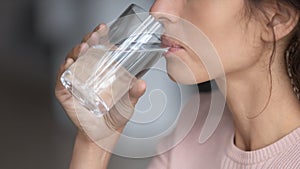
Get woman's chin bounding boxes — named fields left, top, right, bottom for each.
left=166, top=72, right=199, bottom=85
left=166, top=65, right=210, bottom=85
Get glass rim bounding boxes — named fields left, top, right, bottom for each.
left=118, top=4, right=148, bottom=19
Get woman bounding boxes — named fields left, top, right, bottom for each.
left=55, top=0, right=300, bottom=168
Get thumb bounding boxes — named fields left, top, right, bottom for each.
left=129, top=79, right=147, bottom=107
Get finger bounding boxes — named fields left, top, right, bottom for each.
left=81, top=24, right=108, bottom=43
left=66, top=44, right=81, bottom=61
left=86, top=32, right=101, bottom=46
left=80, top=24, right=103, bottom=43
left=81, top=32, right=93, bottom=43
left=129, top=79, right=147, bottom=106
left=87, top=25, right=110, bottom=46
left=94, top=24, right=109, bottom=44
left=66, top=43, right=89, bottom=61
left=92, top=23, right=106, bottom=32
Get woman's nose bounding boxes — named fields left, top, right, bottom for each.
left=150, top=0, right=181, bottom=23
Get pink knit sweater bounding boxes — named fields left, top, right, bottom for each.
left=147, top=92, right=300, bottom=169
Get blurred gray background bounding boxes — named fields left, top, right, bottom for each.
left=0, top=0, right=206, bottom=168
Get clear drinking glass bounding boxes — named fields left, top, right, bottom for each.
left=60, top=4, right=168, bottom=117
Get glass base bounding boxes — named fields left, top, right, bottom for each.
left=60, top=70, right=109, bottom=117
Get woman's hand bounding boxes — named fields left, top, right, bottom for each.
left=55, top=24, right=146, bottom=168
left=55, top=25, right=146, bottom=169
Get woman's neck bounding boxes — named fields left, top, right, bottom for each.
left=221, top=56, right=300, bottom=151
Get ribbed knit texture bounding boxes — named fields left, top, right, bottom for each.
left=223, top=128, right=300, bottom=169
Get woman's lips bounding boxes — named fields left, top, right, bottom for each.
left=161, top=35, right=184, bottom=56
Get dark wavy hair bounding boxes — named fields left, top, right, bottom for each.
left=285, top=0, right=300, bottom=100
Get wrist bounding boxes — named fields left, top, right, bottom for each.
left=76, top=131, right=100, bottom=150
left=70, top=131, right=113, bottom=169
left=75, top=126, right=124, bottom=151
